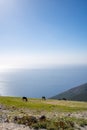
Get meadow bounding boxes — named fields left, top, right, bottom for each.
left=0, top=96, right=87, bottom=130
left=0, top=96, right=87, bottom=112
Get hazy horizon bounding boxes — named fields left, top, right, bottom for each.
left=0, top=65, right=87, bottom=98
left=0, top=0, right=87, bottom=97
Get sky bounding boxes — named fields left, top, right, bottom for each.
left=0, top=0, right=87, bottom=70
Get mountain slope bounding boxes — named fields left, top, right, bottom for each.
left=51, top=83, right=87, bottom=101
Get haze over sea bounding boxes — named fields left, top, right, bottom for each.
left=0, top=0, right=87, bottom=98
left=0, top=65, right=87, bottom=98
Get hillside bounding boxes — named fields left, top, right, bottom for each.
left=0, top=97, right=87, bottom=130
left=0, top=97, right=87, bottom=129
left=51, top=83, right=87, bottom=101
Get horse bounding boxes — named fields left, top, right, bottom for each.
left=22, top=96, right=28, bottom=102
left=42, top=96, right=46, bottom=100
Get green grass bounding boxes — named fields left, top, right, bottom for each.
left=0, top=96, right=87, bottom=129
left=0, top=96, right=87, bottom=112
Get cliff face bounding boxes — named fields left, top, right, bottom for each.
left=51, top=83, right=87, bottom=101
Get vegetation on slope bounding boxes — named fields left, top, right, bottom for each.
left=51, top=83, right=87, bottom=101
left=0, top=96, right=87, bottom=112
left=0, top=96, right=87, bottom=130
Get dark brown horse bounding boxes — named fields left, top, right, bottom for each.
left=22, top=97, right=28, bottom=102
left=42, top=96, right=46, bottom=100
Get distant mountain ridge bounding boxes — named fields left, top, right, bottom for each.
left=51, top=83, right=87, bottom=101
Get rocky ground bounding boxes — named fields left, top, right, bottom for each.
left=0, top=104, right=87, bottom=130
left=0, top=105, right=43, bottom=130
left=0, top=123, right=33, bottom=130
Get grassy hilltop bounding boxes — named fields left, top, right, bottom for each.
left=0, top=96, right=87, bottom=130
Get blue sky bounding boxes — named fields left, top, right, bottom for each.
left=0, top=0, right=87, bottom=70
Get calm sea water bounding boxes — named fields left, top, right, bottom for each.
left=0, top=65, right=87, bottom=98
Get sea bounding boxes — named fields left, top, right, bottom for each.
left=0, top=65, right=87, bottom=98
